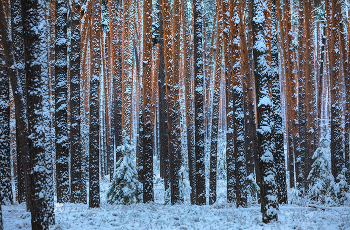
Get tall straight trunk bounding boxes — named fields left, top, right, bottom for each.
left=54, top=0, right=70, bottom=203
left=0, top=38, right=12, bottom=205
left=225, top=0, right=235, bottom=204
left=21, top=0, right=55, bottom=227
left=345, top=6, right=350, bottom=184
left=253, top=0, right=278, bottom=223
left=182, top=0, right=196, bottom=205
left=271, top=0, right=287, bottom=204
left=55, top=0, right=70, bottom=203
left=282, top=0, right=296, bottom=189
left=193, top=0, right=206, bottom=206
left=122, top=0, right=135, bottom=145
left=211, top=0, right=223, bottom=204
left=142, top=0, right=154, bottom=203
left=70, top=0, right=84, bottom=204
left=230, top=0, right=248, bottom=207
left=326, top=0, right=345, bottom=182
left=167, top=0, right=182, bottom=205
left=304, top=0, right=316, bottom=184
left=245, top=0, right=258, bottom=181
left=296, top=0, right=307, bottom=193
left=89, top=0, right=101, bottom=208
left=4, top=0, right=31, bottom=208
left=157, top=0, right=169, bottom=197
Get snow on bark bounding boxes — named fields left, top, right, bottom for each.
left=253, top=0, right=278, bottom=223
left=271, top=0, right=287, bottom=204
left=89, top=0, right=101, bottom=209
left=55, top=0, right=70, bottom=203
left=0, top=36, right=12, bottom=205
left=22, top=0, right=55, bottom=227
left=69, top=0, right=85, bottom=204
left=193, top=0, right=206, bottom=205
left=142, top=0, right=154, bottom=203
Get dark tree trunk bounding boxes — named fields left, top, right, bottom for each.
left=325, top=0, right=345, bottom=183
left=271, top=0, right=287, bottom=204
left=70, top=0, right=85, bottom=204
left=1, top=0, right=31, bottom=208
left=157, top=0, right=169, bottom=198
left=55, top=0, right=70, bottom=203
left=0, top=38, right=12, bottom=205
left=142, top=0, right=154, bottom=203
left=89, top=0, right=101, bottom=209
left=194, top=0, right=206, bottom=206
left=22, top=0, right=55, bottom=228
left=253, top=0, right=278, bottom=223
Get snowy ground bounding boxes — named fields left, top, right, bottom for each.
left=3, top=179, right=350, bottom=230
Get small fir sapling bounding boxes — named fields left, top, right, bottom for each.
left=307, top=132, right=336, bottom=204
left=107, top=145, right=142, bottom=204
left=335, top=168, right=349, bottom=205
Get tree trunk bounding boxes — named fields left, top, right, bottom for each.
left=55, top=0, right=70, bottom=203
left=22, top=0, right=55, bottom=227
left=271, top=0, right=287, bottom=204
left=326, top=0, right=345, bottom=183
left=253, top=0, right=278, bottom=223
left=70, top=0, right=84, bottom=204
left=89, top=0, right=101, bottom=208
left=193, top=0, right=206, bottom=205
left=142, top=0, right=154, bottom=202
left=0, top=37, right=12, bottom=205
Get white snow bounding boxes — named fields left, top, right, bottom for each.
left=2, top=178, right=350, bottom=230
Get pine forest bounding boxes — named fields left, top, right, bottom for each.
left=0, top=0, right=350, bottom=229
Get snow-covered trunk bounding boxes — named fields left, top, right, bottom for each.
left=89, top=0, right=101, bottom=208
left=69, top=0, right=85, bottom=204
left=22, top=0, right=55, bottom=227
left=55, top=0, right=70, bottom=203
left=193, top=0, right=206, bottom=206
left=142, top=0, right=154, bottom=202
left=166, top=0, right=182, bottom=205
left=245, top=0, right=258, bottom=180
left=182, top=0, right=196, bottom=205
left=226, top=0, right=235, bottom=204
left=326, top=0, right=345, bottom=183
left=345, top=2, right=350, bottom=184
left=6, top=0, right=31, bottom=207
left=211, top=0, right=223, bottom=205
left=0, top=35, right=12, bottom=205
left=157, top=0, right=169, bottom=196
left=253, top=0, right=278, bottom=223
left=236, top=0, right=249, bottom=207
left=122, top=0, right=135, bottom=145
left=271, top=0, right=287, bottom=204
left=295, top=0, right=307, bottom=193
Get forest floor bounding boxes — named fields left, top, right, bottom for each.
left=3, top=178, right=350, bottom=230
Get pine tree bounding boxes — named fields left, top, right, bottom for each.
left=3, top=0, right=31, bottom=207
left=22, top=0, right=55, bottom=227
left=253, top=0, right=278, bottom=223
left=232, top=0, right=248, bottom=207
left=142, top=0, right=154, bottom=202
left=211, top=0, right=223, bottom=204
left=326, top=0, right=345, bottom=183
left=271, top=0, right=287, bottom=204
left=157, top=0, right=170, bottom=200
left=183, top=0, right=196, bottom=205
left=70, top=0, right=85, bottom=204
left=89, top=0, right=102, bottom=209
left=194, top=0, right=206, bottom=205
left=55, top=0, right=70, bottom=203
left=0, top=37, right=12, bottom=205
